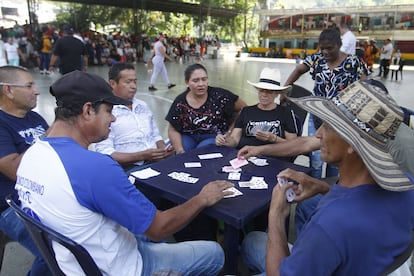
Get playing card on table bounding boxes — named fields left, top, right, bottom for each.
left=248, top=157, right=269, bottom=166
left=222, top=166, right=242, bottom=173
left=238, top=181, right=253, bottom=188
left=131, top=167, right=160, bottom=179
left=184, top=162, right=202, bottom=168
left=168, top=172, right=199, bottom=184
left=228, top=172, right=241, bottom=180
left=229, top=157, right=249, bottom=169
left=198, top=153, right=223, bottom=160
left=249, top=176, right=268, bottom=189
left=223, top=187, right=243, bottom=198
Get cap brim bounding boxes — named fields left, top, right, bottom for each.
left=247, top=80, right=291, bottom=91
left=103, top=95, right=131, bottom=106
left=289, top=96, right=413, bottom=191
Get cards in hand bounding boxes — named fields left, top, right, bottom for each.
left=277, top=177, right=296, bottom=202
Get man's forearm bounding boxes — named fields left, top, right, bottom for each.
left=263, top=136, right=319, bottom=157
left=145, top=194, right=207, bottom=241
left=266, top=213, right=290, bottom=275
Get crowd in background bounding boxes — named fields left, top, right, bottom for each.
left=0, top=23, right=222, bottom=73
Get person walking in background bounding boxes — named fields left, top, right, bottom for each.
left=378, top=38, right=393, bottom=79
left=339, top=22, right=356, bottom=55
left=141, top=35, right=151, bottom=64
left=39, top=31, right=52, bottom=75
left=4, top=37, right=21, bottom=66
left=148, top=33, right=175, bottom=91
left=48, top=25, right=88, bottom=75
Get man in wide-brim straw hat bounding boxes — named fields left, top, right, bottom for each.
left=241, top=80, right=414, bottom=275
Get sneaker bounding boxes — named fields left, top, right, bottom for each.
left=148, top=85, right=157, bottom=91
left=40, top=70, right=45, bottom=75
left=168, top=83, right=176, bottom=89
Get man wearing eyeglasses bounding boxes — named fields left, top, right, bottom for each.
left=0, top=65, right=51, bottom=275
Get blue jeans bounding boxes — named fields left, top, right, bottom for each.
left=137, top=235, right=224, bottom=275
left=240, top=231, right=267, bottom=275
left=0, top=207, right=52, bottom=276
left=182, top=134, right=216, bottom=152
left=39, top=52, right=51, bottom=71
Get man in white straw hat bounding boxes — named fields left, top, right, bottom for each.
left=240, top=80, right=414, bottom=275
left=216, top=67, right=298, bottom=155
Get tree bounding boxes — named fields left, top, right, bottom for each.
left=52, top=0, right=260, bottom=46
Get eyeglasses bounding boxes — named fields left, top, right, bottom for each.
left=0, top=82, right=34, bottom=89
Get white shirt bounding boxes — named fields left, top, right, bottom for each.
left=4, top=42, right=20, bottom=60
left=340, top=30, right=356, bottom=55
left=380, top=43, right=393, bottom=60
left=95, top=98, right=163, bottom=165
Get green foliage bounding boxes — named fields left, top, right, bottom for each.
left=53, top=0, right=260, bottom=46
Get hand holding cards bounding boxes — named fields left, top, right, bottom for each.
left=277, top=177, right=296, bottom=202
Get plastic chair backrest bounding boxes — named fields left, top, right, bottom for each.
left=5, top=195, right=102, bottom=276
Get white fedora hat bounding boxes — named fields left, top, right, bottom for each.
left=247, top=67, right=291, bottom=91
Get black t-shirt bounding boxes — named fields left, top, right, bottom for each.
left=235, top=104, right=297, bottom=148
left=53, top=35, right=87, bottom=74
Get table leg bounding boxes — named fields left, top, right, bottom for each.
left=223, top=224, right=240, bottom=274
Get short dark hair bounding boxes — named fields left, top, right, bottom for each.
left=319, top=27, right=342, bottom=46
left=184, top=63, right=207, bottom=82
left=108, top=62, right=135, bottom=82
left=54, top=101, right=104, bottom=121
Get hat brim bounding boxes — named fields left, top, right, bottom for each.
left=247, top=80, right=291, bottom=91
left=289, top=96, right=413, bottom=192
left=103, top=95, right=131, bottom=106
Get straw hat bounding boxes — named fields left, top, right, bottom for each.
left=289, top=81, right=413, bottom=192
left=247, top=67, right=291, bottom=91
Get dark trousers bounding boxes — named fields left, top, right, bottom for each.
left=380, top=59, right=391, bottom=78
